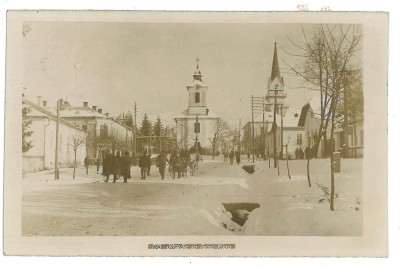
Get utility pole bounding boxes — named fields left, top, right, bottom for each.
left=133, top=102, right=137, bottom=129
left=251, top=95, right=255, bottom=163
left=273, top=90, right=277, bottom=168
left=195, top=115, right=199, bottom=154
left=262, top=98, right=265, bottom=160
left=266, top=84, right=283, bottom=168
left=238, top=119, right=241, bottom=155
left=55, top=99, right=60, bottom=180
left=280, top=104, right=284, bottom=160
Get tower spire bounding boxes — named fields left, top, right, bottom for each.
left=271, top=42, right=281, bottom=81
left=193, top=57, right=202, bottom=81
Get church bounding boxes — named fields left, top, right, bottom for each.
left=174, top=59, right=220, bottom=153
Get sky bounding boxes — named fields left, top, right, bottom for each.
left=22, top=22, right=329, bottom=127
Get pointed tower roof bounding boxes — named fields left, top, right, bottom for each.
left=271, top=42, right=281, bottom=81
left=193, top=57, right=203, bottom=82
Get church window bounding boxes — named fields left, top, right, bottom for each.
left=194, top=122, right=200, bottom=133
left=195, top=92, right=200, bottom=103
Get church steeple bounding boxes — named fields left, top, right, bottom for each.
left=186, top=57, right=208, bottom=116
left=266, top=42, right=287, bottom=115
left=270, top=42, right=281, bottom=82
left=193, top=57, right=202, bottom=81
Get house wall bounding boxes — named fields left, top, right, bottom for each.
left=23, top=116, right=87, bottom=174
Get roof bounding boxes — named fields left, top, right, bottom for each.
left=23, top=98, right=86, bottom=132
left=270, top=43, right=281, bottom=82
left=45, top=106, right=107, bottom=118
left=175, top=108, right=220, bottom=119
left=243, top=108, right=302, bottom=131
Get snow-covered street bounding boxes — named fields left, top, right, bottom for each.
left=22, top=156, right=362, bottom=236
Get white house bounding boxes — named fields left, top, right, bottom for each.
left=44, top=99, right=136, bottom=160
left=22, top=98, right=87, bottom=174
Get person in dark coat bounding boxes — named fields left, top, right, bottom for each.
left=156, top=150, right=169, bottom=180
left=105, top=151, right=118, bottom=183
left=103, top=151, right=111, bottom=182
left=299, top=148, right=304, bottom=159
left=235, top=150, right=241, bottom=164
left=96, top=156, right=100, bottom=173
left=120, top=151, right=131, bottom=183
left=84, top=156, right=90, bottom=174
left=229, top=150, right=234, bottom=165
left=115, top=151, right=122, bottom=179
left=139, top=152, right=151, bottom=180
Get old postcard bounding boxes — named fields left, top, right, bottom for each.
left=4, top=11, right=388, bottom=256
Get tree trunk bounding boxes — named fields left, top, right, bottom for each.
left=212, top=142, right=215, bottom=159
left=285, top=145, right=291, bottom=179
left=277, top=158, right=280, bottom=176
left=329, top=98, right=337, bottom=212
left=307, top=158, right=311, bottom=187
left=73, top=148, right=77, bottom=179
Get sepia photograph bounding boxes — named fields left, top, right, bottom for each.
left=4, top=11, right=388, bottom=256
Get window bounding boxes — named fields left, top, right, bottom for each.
left=297, top=134, right=302, bottom=145
left=82, top=124, right=88, bottom=131
left=195, top=92, right=200, bottom=103
left=194, top=122, right=200, bottom=133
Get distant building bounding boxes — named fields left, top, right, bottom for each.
left=298, top=96, right=363, bottom=158
left=57, top=100, right=137, bottom=159
left=22, top=97, right=87, bottom=174
left=37, top=98, right=137, bottom=161
left=175, top=59, right=220, bottom=153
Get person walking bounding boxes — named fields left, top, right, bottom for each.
left=229, top=150, right=234, bottom=165
left=235, top=150, right=241, bottom=165
left=139, top=152, right=150, bottom=180
left=121, top=151, right=131, bottom=183
left=115, top=151, right=122, bottom=180
left=96, top=156, right=100, bottom=173
left=103, top=151, right=114, bottom=183
left=106, top=151, right=118, bottom=183
left=299, top=148, right=304, bottom=159
left=84, top=156, right=90, bottom=175
left=156, top=150, right=169, bottom=180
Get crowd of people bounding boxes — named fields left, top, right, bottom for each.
left=90, top=149, right=202, bottom=183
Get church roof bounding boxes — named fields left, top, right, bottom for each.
left=271, top=42, right=281, bottom=82
left=175, top=108, right=219, bottom=119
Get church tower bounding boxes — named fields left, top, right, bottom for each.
left=266, top=42, right=287, bottom=115
left=187, top=57, right=209, bottom=116
left=175, top=58, right=220, bottom=151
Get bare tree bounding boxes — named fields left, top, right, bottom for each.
left=209, top=119, right=231, bottom=159
left=283, top=24, right=361, bottom=211
left=68, top=130, right=86, bottom=179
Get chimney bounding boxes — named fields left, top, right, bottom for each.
left=42, top=100, right=47, bottom=107
left=83, top=102, right=88, bottom=107
left=105, top=112, right=109, bottom=117
left=37, top=96, right=42, bottom=105
left=59, top=99, right=64, bottom=105
left=92, top=106, right=97, bottom=111
left=98, top=109, right=102, bottom=114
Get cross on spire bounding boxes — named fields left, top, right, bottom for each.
left=195, top=57, right=200, bottom=69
